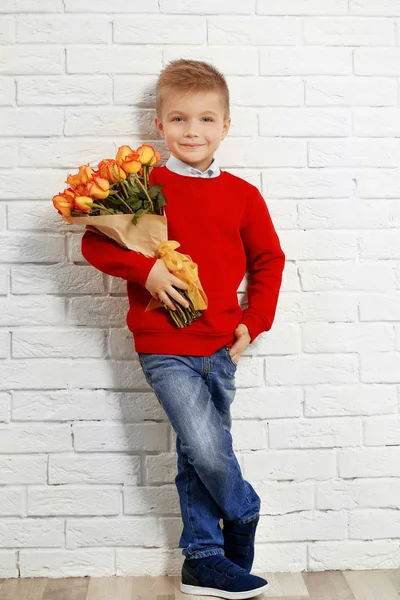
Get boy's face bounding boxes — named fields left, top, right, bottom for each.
left=154, top=89, right=231, bottom=173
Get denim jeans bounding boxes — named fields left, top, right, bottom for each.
left=137, top=345, right=261, bottom=560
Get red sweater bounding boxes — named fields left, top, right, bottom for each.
left=81, top=166, right=285, bottom=355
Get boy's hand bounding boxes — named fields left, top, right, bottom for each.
left=229, top=323, right=251, bottom=364
left=145, top=258, right=190, bottom=311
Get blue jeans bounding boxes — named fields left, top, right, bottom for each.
left=137, top=345, right=261, bottom=560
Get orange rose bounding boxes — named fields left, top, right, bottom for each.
left=137, top=144, right=159, bottom=166
left=120, top=152, right=142, bottom=174
left=116, top=145, right=135, bottom=164
left=98, top=159, right=126, bottom=183
left=74, top=195, right=93, bottom=213
left=66, top=165, right=94, bottom=190
left=53, top=190, right=75, bottom=222
left=87, top=176, right=110, bottom=200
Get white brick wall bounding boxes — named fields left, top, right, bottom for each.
left=0, top=0, right=399, bottom=580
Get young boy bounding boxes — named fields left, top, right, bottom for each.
left=81, top=59, right=285, bottom=599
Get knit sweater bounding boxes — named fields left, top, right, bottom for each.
left=81, top=166, right=285, bottom=355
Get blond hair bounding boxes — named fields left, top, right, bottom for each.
left=155, top=59, right=230, bottom=119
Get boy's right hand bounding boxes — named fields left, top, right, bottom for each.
left=145, top=258, right=190, bottom=311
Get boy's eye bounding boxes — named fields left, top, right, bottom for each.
left=172, top=117, right=183, bottom=122
left=202, top=117, right=214, bottom=122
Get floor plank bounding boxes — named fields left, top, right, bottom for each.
left=302, top=571, right=355, bottom=600
left=0, top=578, right=47, bottom=600
left=344, top=570, right=399, bottom=600
left=43, top=577, right=89, bottom=600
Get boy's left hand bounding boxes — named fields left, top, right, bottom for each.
left=229, top=323, right=251, bottom=364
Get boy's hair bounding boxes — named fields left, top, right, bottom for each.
left=155, top=59, right=230, bottom=119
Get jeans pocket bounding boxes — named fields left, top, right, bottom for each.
left=223, top=346, right=238, bottom=369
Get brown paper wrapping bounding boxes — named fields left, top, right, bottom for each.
left=70, top=213, right=168, bottom=257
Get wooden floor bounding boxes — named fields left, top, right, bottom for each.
left=1, top=569, right=400, bottom=600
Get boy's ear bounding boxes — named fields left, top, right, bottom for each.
left=221, top=117, right=231, bottom=140
left=154, top=116, right=165, bottom=139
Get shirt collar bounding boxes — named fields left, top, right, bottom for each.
left=166, top=154, right=220, bottom=178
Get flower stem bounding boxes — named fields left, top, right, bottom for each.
left=134, top=174, right=154, bottom=213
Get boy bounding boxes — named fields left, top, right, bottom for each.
left=81, top=59, right=285, bottom=599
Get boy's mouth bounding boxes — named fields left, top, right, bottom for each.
left=180, top=144, right=204, bottom=149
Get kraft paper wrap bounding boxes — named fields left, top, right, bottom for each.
left=71, top=213, right=208, bottom=312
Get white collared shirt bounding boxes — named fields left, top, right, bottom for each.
left=166, top=154, right=220, bottom=178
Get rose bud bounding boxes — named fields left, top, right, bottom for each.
left=120, top=152, right=142, bottom=174
left=53, top=194, right=73, bottom=219
left=98, top=159, right=126, bottom=183
left=116, top=145, right=135, bottom=164
left=74, top=195, right=93, bottom=213
left=87, top=176, right=110, bottom=200
left=137, top=144, right=157, bottom=166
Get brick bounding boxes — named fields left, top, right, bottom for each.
left=304, top=17, right=395, bottom=46
left=268, top=202, right=299, bottom=231
left=0, top=140, right=17, bottom=167
left=116, top=548, right=182, bottom=576
left=0, top=78, right=14, bottom=105
left=67, top=45, right=162, bottom=74
left=0, top=359, right=147, bottom=390
left=299, top=262, right=396, bottom=291
left=65, top=0, right=158, bottom=11
left=353, top=108, right=400, bottom=137
left=351, top=0, right=400, bottom=15
left=356, top=169, right=400, bottom=198
left=360, top=294, right=400, bottom=321
left=235, top=356, right=264, bottom=388
left=0, top=108, right=63, bottom=136
left=161, top=0, right=255, bottom=13
left=259, top=108, right=350, bottom=137
left=66, top=517, right=160, bottom=548
left=349, top=510, right=400, bottom=540
left=114, top=16, right=206, bottom=44
left=73, top=422, right=169, bottom=452
left=12, top=264, right=104, bottom=295
left=232, top=420, right=267, bottom=450
left=317, top=478, right=400, bottom=510
left=12, top=328, right=106, bottom=359
left=361, top=353, right=400, bottom=384
left=208, top=16, right=301, bottom=45
left=19, top=549, right=114, bottom=578
left=0, top=456, right=47, bottom=484
left=303, top=323, right=394, bottom=353
left=13, top=390, right=107, bottom=421
left=257, top=0, right=348, bottom=14
left=28, top=486, right=120, bottom=516
left=0, top=551, right=18, bottom=578
left=359, top=230, right=400, bottom=259
left=113, top=74, right=158, bottom=106
left=217, top=139, right=306, bottom=168
left=65, top=107, right=156, bottom=136
left=355, top=48, right=400, bottom=75
left=339, top=447, right=400, bottom=478
left=17, top=16, right=110, bottom=43
left=18, top=76, right=113, bottom=106
left=68, top=297, right=129, bottom=327
left=260, top=47, right=352, bottom=75
left=50, top=454, right=141, bottom=485
left=163, top=47, right=258, bottom=76
left=7, top=201, right=71, bottom=231
left=265, top=354, right=358, bottom=386
left=309, top=139, right=400, bottom=167
left=309, top=540, right=400, bottom=571
left=232, top=387, right=302, bottom=420
left=124, top=485, right=179, bottom=515
left=258, top=510, right=346, bottom=542
left=298, top=199, right=400, bottom=230
left=242, top=449, right=336, bottom=481
left=0, top=424, right=71, bottom=453
left=306, top=76, right=397, bottom=106
left=0, top=233, right=64, bottom=263
left=0, top=518, right=64, bottom=547
left=0, top=17, right=15, bottom=43
left=270, top=417, right=361, bottom=449
left=364, top=416, right=400, bottom=446
left=281, top=231, right=357, bottom=260
left=0, top=393, right=10, bottom=422
left=255, top=481, right=314, bottom=514
left=261, top=169, right=353, bottom=198
left=227, top=76, right=303, bottom=107
left=277, top=292, right=358, bottom=323
left=20, top=139, right=115, bottom=169
left=0, top=489, right=23, bottom=516
left=0, top=296, right=65, bottom=326
left=245, top=323, right=301, bottom=355
left=0, top=331, right=8, bottom=359
left=0, top=0, right=63, bottom=11
left=305, top=385, right=397, bottom=417
left=0, top=265, right=7, bottom=294
left=109, top=329, right=136, bottom=359
left=0, top=46, right=63, bottom=74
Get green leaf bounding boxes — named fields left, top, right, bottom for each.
left=148, top=184, right=163, bottom=199
left=157, top=192, right=167, bottom=207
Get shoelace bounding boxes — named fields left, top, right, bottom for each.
left=207, top=556, right=246, bottom=578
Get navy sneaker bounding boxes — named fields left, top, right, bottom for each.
left=180, top=554, right=269, bottom=599
left=223, top=515, right=259, bottom=573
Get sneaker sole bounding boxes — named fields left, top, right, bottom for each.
left=180, top=581, right=269, bottom=599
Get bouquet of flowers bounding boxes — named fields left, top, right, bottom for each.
left=52, top=144, right=208, bottom=328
